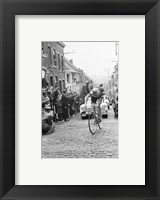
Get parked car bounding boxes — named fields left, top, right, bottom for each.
left=80, top=96, right=108, bottom=119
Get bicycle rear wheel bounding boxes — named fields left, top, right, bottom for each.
left=88, top=112, right=97, bottom=135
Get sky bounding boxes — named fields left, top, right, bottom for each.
left=64, top=42, right=119, bottom=84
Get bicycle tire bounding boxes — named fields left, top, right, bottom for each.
left=98, top=118, right=103, bottom=129
left=97, top=116, right=103, bottom=129
left=88, top=112, right=97, bottom=135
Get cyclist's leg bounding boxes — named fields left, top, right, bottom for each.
left=92, top=103, right=96, bottom=113
left=97, top=100, right=102, bottom=121
left=91, top=97, right=97, bottom=113
left=91, top=103, right=97, bottom=123
left=97, top=101, right=103, bottom=129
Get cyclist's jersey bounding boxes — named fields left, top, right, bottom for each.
left=90, top=88, right=104, bottom=104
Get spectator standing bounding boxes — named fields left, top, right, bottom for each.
left=71, top=93, right=75, bottom=116
left=68, top=93, right=74, bottom=117
left=51, top=85, right=60, bottom=122
left=42, top=105, right=54, bottom=135
left=47, top=90, right=53, bottom=107
left=74, top=93, right=80, bottom=114
left=56, top=94, right=63, bottom=121
left=62, top=90, right=69, bottom=121
left=105, top=96, right=110, bottom=110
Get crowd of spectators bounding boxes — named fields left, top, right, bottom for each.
left=42, top=81, right=105, bottom=135
left=42, top=85, right=82, bottom=135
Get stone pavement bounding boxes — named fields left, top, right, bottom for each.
left=42, top=107, right=118, bottom=158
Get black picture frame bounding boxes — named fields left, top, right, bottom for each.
left=0, top=0, right=160, bottom=199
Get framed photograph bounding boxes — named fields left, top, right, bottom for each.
left=41, top=41, right=119, bottom=159
left=0, top=0, right=160, bottom=199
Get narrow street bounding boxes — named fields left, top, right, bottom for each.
left=42, top=106, right=118, bottom=158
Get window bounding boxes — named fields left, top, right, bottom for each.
left=72, top=74, right=75, bottom=82
left=50, top=76, right=53, bottom=86
left=59, top=80, right=62, bottom=93
left=61, top=55, right=64, bottom=71
left=58, top=54, right=61, bottom=71
left=55, top=76, right=58, bottom=85
left=67, top=74, right=70, bottom=83
left=42, top=42, right=44, bottom=55
left=48, top=46, right=52, bottom=67
left=53, top=49, right=57, bottom=67
left=62, top=80, right=65, bottom=90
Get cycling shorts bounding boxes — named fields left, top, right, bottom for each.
left=91, top=97, right=99, bottom=104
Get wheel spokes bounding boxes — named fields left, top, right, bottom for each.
left=88, top=113, right=97, bottom=134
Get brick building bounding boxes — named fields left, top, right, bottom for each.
left=42, top=42, right=66, bottom=93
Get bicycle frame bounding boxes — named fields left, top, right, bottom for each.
left=88, top=106, right=102, bottom=134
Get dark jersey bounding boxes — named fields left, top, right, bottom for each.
left=89, top=88, right=104, bottom=103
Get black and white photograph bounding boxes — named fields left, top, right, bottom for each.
left=42, top=41, right=119, bottom=158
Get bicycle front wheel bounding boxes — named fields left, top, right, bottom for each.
left=88, top=112, right=97, bottom=135
left=98, top=118, right=103, bottom=129
left=97, top=113, right=103, bottom=129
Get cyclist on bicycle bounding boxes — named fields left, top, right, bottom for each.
left=85, top=86, right=105, bottom=122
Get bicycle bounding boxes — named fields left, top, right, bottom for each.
left=88, top=107, right=103, bottom=135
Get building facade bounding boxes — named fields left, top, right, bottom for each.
left=42, top=42, right=66, bottom=93
left=42, top=42, right=93, bottom=95
left=108, top=63, right=118, bottom=98
left=64, top=58, right=83, bottom=94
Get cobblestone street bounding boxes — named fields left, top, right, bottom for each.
left=42, top=106, right=118, bottom=158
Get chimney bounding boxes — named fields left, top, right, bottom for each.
left=70, top=59, right=73, bottom=64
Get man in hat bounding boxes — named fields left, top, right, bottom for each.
left=42, top=105, right=54, bottom=135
